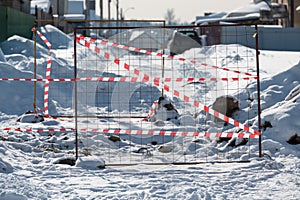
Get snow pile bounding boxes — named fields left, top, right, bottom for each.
left=17, top=111, right=44, bottom=123
left=0, top=192, right=27, bottom=200
left=0, top=35, right=48, bottom=58
left=0, top=157, right=13, bottom=173
left=0, top=24, right=299, bottom=199
left=244, top=62, right=300, bottom=153
left=75, top=156, right=105, bottom=169
left=37, top=25, right=73, bottom=49
left=0, top=25, right=76, bottom=115
left=149, top=96, right=179, bottom=122
left=0, top=61, right=45, bottom=114
left=0, top=47, right=6, bottom=62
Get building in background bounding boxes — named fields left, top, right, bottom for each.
left=31, top=0, right=51, bottom=14
left=194, top=0, right=300, bottom=28
left=0, top=0, right=31, bottom=13
left=0, top=0, right=34, bottom=43
left=49, top=0, right=68, bottom=19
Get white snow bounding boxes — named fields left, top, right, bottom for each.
left=0, top=24, right=299, bottom=199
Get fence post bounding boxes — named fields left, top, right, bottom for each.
left=255, top=24, right=262, bottom=157
left=74, top=27, right=79, bottom=160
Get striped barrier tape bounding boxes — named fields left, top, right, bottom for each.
left=34, top=28, right=53, bottom=49
left=0, top=78, right=77, bottom=82
left=2, top=127, right=75, bottom=132
left=5, top=31, right=258, bottom=138
left=79, top=37, right=260, bottom=136
left=142, top=100, right=158, bottom=121
left=1, top=127, right=258, bottom=138
left=76, top=35, right=257, bottom=77
left=162, top=84, right=259, bottom=135
left=0, top=76, right=257, bottom=82
left=33, top=28, right=52, bottom=118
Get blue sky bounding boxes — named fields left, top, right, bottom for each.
left=112, top=0, right=252, bottom=22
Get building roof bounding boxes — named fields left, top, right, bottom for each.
left=195, top=1, right=270, bottom=25
left=225, top=1, right=270, bottom=18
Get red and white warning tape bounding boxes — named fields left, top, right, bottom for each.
left=82, top=129, right=259, bottom=139
left=0, top=76, right=257, bottom=82
left=143, top=100, right=158, bottom=121
left=1, top=127, right=258, bottom=138
left=162, top=84, right=260, bottom=135
left=0, top=31, right=259, bottom=138
left=0, top=78, right=76, bottom=82
left=79, top=37, right=260, bottom=136
left=35, top=28, right=52, bottom=49
left=2, top=127, right=75, bottom=133
left=33, top=28, right=52, bottom=118
left=76, top=35, right=257, bottom=77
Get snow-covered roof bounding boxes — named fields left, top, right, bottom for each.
left=195, top=1, right=270, bottom=25
left=64, top=14, right=86, bottom=20
left=194, top=12, right=227, bottom=24
left=195, top=12, right=227, bottom=22
left=225, top=1, right=270, bottom=18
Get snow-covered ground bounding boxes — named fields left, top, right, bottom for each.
left=0, top=25, right=300, bottom=199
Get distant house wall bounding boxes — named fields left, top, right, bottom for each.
left=0, top=0, right=31, bottom=13
left=50, top=0, right=68, bottom=16
left=34, top=6, right=54, bottom=28
left=0, top=6, right=35, bottom=43
left=0, top=6, right=7, bottom=43
left=0, top=0, right=22, bottom=12
left=221, top=26, right=300, bottom=51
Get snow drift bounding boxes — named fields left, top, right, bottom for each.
left=0, top=24, right=299, bottom=199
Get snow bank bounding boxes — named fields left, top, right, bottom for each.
left=149, top=96, right=180, bottom=122
left=0, top=24, right=299, bottom=199
left=0, top=143, right=13, bottom=174
left=0, top=27, right=75, bottom=115
left=0, top=48, right=6, bottom=62
left=0, top=158, right=13, bottom=173
left=0, top=62, right=45, bottom=114
left=0, top=192, right=27, bottom=200
left=0, top=35, right=49, bottom=58
left=75, top=156, right=105, bottom=169
left=37, top=25, right=73, bottom=49
left=17, top=112, right=44, bottom=123
left=239, top=62, right=300, bottom=152
left=285, top=84, right=300, bottom=101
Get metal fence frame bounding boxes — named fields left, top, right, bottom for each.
left=72, top=23, right=262, bottom=163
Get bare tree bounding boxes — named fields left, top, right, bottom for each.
left=164, top=8, right=179, bottom=25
